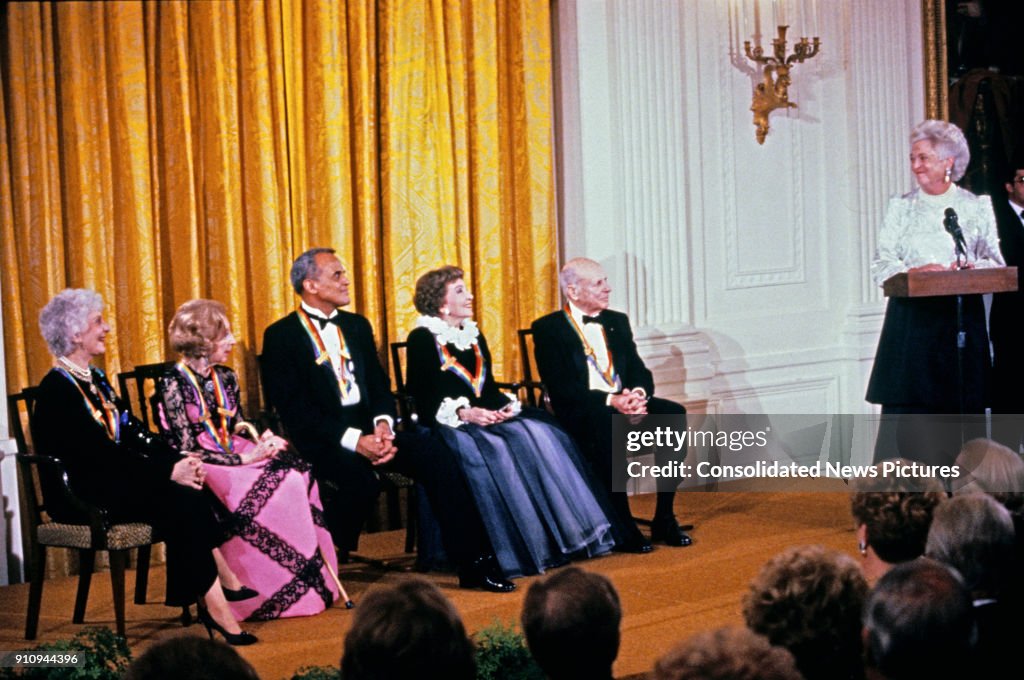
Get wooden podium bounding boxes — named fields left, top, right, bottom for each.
left=881, top=266, right=1018, bottom=419
left=882, top=267, right=1018, bottom=298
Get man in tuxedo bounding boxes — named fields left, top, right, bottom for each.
left=261, top=247, right=514, bottom=591
left=990, top=161, right=1024, bottom=449
left=531, top=257, right=691, bottom=552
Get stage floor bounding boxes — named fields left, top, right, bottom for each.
left=0, top=491, right=857, bottom=679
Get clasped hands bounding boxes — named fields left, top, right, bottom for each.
left=610, top=388, right=648, bottom=419
left=356, top=421, right=397, bottom=466
left=458, top=404, right=516, bottom=426
left=171, top=453, right=206, bottom=490
left=240, top=430, right=288, bottom=465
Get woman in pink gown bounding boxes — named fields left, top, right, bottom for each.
left=156, top=299, right=339, bottom=621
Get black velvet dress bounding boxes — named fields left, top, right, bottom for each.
left=33, top=367, right=219, bottom=606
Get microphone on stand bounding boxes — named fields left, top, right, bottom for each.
left=944, top=207, right=967, bottom=267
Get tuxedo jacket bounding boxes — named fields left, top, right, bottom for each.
left=531, top=308, right=654, bottom=434
left=260, top=310, right=395, bottom=466
left=990, top=197, right=1024, bottom=344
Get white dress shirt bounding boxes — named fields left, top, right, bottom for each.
left=300, top=301, right=392, bottom=452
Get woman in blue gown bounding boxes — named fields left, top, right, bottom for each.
left=405, top=266, right=617, bottom=577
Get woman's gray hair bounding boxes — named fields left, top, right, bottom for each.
left=911, top=120, right=970, bottom=182
left=39, top=288, right=104, bottom=357
left=925, top=494, right=1015, bottom=597
left=289, top=247, right=336, bottom=295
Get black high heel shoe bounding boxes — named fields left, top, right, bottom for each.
left=223, top=585, right=259, bottom=602
left=197, top=607, right=258, bottom=646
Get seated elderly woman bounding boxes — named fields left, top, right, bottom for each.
left=33, top=289, right=255, bottom=645
left=850, top=461, right=947, bottom=585
left=156, top=299, right=339, bottom=621
left=404, top=266, right=617, bottom=578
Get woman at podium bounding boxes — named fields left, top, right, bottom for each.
left=866, top=120, right=1003, bottom=461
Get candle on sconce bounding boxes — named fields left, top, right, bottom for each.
left=754, top=0, right=762, bottom=45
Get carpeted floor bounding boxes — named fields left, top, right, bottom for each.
left=0, top=489, right=858, bottom=679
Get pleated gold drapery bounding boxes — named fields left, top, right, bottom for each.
left=1, top=0, right=557, bottom=407
left=2, top=0, right=556, bottom=581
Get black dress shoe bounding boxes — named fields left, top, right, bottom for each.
left=650, top=515, right=693, bottom=547
left=613, top=536, right=654, bottom=554
left=223, top=585, right=259, bottom=602
left=613, top=525, right=653, bottom=553
left=458, top=555, right=516, bottom=593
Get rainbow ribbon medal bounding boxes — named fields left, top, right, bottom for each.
left=436, top=342, right=487, bottom=398
left=563, top=305, right=621, bottom=391
left=298, top=308, right=353, bottom=399
left=55, top=367, right=121, bottom=442
left=176, top=362, right=235, bottom=453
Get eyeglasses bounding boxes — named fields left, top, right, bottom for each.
left=1013, top=176, right=1024, bottom=185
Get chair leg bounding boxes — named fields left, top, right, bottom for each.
left=73, top=549, right=96, bottom=624
left=405, top=486, right=418, bottom=554
left=25, top=543, right=46, bottom=640
left=386, top=485, right=403, bottom=530
left=109, top=550, right=128, bottom=638
left=134, top=545, right=151, bottom=604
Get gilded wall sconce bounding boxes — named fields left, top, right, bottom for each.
left=743, top=25, right=821, bottom=144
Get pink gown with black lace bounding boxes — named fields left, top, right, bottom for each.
left=157, top=363, right=339, bottom=620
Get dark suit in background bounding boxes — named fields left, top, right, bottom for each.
left=260, top=310, right=489, bottom=565
left=990, top=195, right=1024, bottom=446
left=531, top=308, right=686, bottom=543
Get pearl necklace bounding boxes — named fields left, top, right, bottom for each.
left=58, top=356, right=93, bottom=383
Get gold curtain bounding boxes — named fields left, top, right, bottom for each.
left=1, top=0, right=556, bottom=401
left=2, top=0, right=556, bottom=580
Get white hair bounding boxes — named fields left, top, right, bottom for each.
left=911, top=120, right=970, bottom=182
left=39, top=288, right=103, bottom=357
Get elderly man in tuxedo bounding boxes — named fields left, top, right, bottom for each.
left=531, top=257, right=691, bottom=552
left=991, top=160, right=1024, bottom=449
left=261, top=247, right=513, bottom=592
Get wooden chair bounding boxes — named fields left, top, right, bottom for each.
left=9, top=388, right=161, bottom=639
left=516, top=328, right=552, bottom=411
left=116, top=361, right=175, bottom=433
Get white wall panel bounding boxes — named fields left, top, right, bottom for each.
left=557, top=0, right=925, bottom=415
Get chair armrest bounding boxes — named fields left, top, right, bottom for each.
left=20, top=454, right=111, bottom=537
left=392, top=391, right=419, bottom=430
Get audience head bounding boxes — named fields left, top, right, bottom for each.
left=926, top=493, right=1016, bottom=600
left=38, top=288, right=106, bottom=358
left=909, top=119, right=970, bottom=185
left=168, top=299, right=231, bottom=360
left=862, top=558, right=973, bottom=680
left=340, top=577, right=475, bottom=680
left=559, top=257, right=611, bottom=315
left=742, top=544, right=867, bottom=680
left=521, top=566, right=621, bottom=680
left=953, top=437, right=1024, bottom=513
left=653, top=627, right=802, bottom=680
left=850, top=464, right=946, bottom=579
left=123, top=636, right=259, bottom=680
left=414, top=265, right=466, bottom=317
left=290, top=247, right=350, bottom=310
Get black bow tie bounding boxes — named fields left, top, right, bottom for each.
left=308, top=313, right=335, bottom=329
left=582, top=314, right=602, bottom=325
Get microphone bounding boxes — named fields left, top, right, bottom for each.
left=944, top=207, right=967, bottom=261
